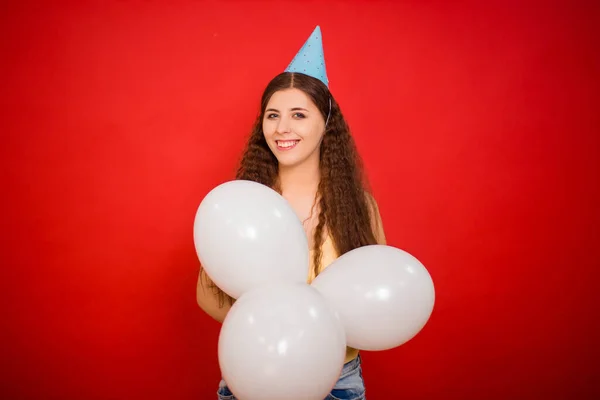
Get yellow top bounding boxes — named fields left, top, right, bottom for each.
left=307, top=235, right=359, bottom=364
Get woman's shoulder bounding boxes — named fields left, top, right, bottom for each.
left=363, top=191, right=386, bottom=245
left=363, top=190, right=380, bottom=208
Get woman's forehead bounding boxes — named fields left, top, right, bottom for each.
left=266, top=88, right=316, bottom=110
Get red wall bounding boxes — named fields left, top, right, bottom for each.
left=2, top=1, right=599, bottom=399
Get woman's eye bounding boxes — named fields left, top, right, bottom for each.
left=266, top=113, right=278, bottom=119
left=293, top=113, right=306, bottom=119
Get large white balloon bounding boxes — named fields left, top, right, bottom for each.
left=311, top=245, right=435, bottom=351
left=218, top=282, right=346, bottom=400
left=193, top=180, right=308, bottom=299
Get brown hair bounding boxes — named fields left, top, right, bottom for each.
left=203, top=72, right=378, bottom=306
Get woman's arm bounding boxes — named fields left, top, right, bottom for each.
left=196, top=269, right=234, bottom=323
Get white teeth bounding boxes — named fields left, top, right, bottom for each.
left=278, top=140, right=298, bottom=148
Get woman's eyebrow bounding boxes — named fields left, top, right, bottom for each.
left=265, top=107, right=309, bottom=112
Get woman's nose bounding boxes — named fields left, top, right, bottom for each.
left=276, top=118, right=292, bottom=134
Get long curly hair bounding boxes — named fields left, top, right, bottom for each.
left=203, top=72, right=378, bottom=306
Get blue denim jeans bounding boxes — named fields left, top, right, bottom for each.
left=217, top=354, right=366, bottom=400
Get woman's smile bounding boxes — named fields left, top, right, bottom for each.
left=276, top=140, right=300, bottom=150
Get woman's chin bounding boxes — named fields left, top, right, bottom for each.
left=276, top=157, right=301, bottom=168
left=275, top=150, right=320, bottom=170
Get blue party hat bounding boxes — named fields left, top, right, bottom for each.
left=285, top=26, right=329, bottom=87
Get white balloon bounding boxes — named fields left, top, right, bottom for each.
left=218, top=283, right=346, bottom=400
left=193, top=180, right=308, bottom=299
left=311, top=245, right=435, bottom=351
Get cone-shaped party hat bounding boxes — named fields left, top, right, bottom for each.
left=285, top=26, right=329, bottom=87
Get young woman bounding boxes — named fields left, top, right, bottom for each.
left=196, top=70, right=386, bottom=400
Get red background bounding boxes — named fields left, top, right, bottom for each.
left=2, top=1, right=599, bottom=399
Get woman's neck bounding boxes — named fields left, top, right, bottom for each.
left=278, top=159, right=320, bottom=196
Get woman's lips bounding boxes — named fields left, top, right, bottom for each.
left=276, top=140, right=300, bottom=150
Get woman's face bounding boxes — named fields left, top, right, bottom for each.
left=262, top=88, right=326, bottom=169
